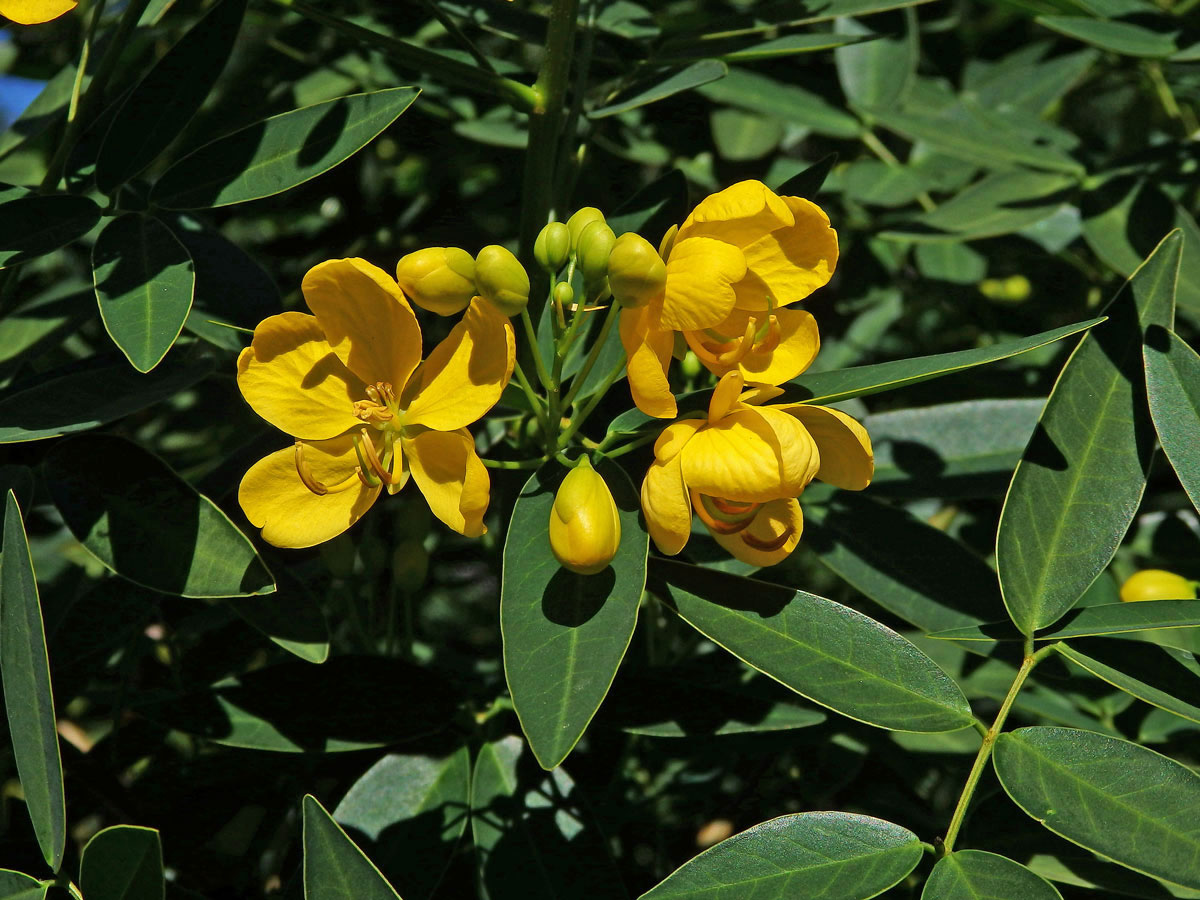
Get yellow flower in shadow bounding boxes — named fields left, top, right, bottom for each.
left=236, top=258, right=515, bottom=548
left=640, top=371, right=872, bottom=566
left=1, top=0, right=76, bottom=23
left=618, top=179, right=837, bottom=418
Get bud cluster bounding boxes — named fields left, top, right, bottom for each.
left=396, top=243, right=531, bottom=318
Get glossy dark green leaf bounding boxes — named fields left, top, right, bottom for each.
left=930, top=600, right=1200, bottom=642
left=334, top=747, right=470, bottom=900
left=0, top=64, right=79, bottom=157
left=835, top=11, right=917, bottom=112
left=79, top=826, right=164, bottom=900
left=501, top=459, right=647, bottom=769
left=695, top=69, right=861, bottom=139
left=44, top=435, right=274, bottom=598
left=471, top=736, right=626, bottom=900
left=0, top=870, right=46, bottom=900
left=0, top=194, right=100, bottom=268
left=1145, top=327, right=1200, bottom=515
left=143, top=656, right=457, bottom=752
left=590, top=60, right=727, bottom=118
left=303, top=795, right=400, bottom=900
left=1056, top=639, right=1200, bottom=724
left=652, top=559, right=974, bottom=732
left=0, top=354, right=213, bottom=444
left=803, top=491, right=1002, bottom=636
left=0, top=493, right=65, bottom=872
left=640, top=811, right=922, bottom=900
left=997, top=232, right=1181, bottom=634
left=151, top=88, right=420, bottom=208
left=95, top=0, right=247, bottom=190
left=93, top=213, right=195, bottom=373
left=994, top=726, right=1200, bottom=889
left=865, top=398, right=1044, bottom=497
left=227, top=591, right=330, bottom=664
left=922, top=850, right=1063, bottom=900
left=1037, top=16, right=1177, bottom=57
left=884, top=171, right=1077, bottom=242
left=774, top=153, right=838, bottom=199
left=0, top=284, right=90, bottom=370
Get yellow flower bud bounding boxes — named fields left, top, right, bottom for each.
left=534, top=222, right=571, bottom=273
left=577, top=220, right=616, bottom=286
left=608, top=232, right=666, bottom=308
left=395, top=247, right=477, bottom=316
left=475, top=244, right=530, bottom=317
left=549, top=457, right=621, bottom=575
left=566, top=207, right=606, bottom=251
left=1120, top=569, right=1197, bottom=603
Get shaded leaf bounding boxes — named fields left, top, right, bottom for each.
left=835, top=11, right=917, bottom=112
left=652, top=558, right=974, bottom=732
left=1144, top=327, right=1200, bottom=516
left=0, top=194, right=100, bottom=268
left=334, top=748, right=471, bottom=900
left=930, top=600, right=1200, bottom=642
left=996, top=232, right=1181, bottom=634
left=227, top=587, right=330, bottom=664
left=0, top=493, right=65, bottom=872
left=303, top=795, right=400, bottom=900
left=914, top=242, right=987, bottom=283
left=95, top=0, right=247, bottom=190
left=640, top=811, right=922, bottom=900
left=922, top=850, right=1063, bottom=900
left=93, top=213, right=195, bottom=373
left=1056, top=639, right=1200, bottom=724
left=79, top=826, right=164, bottom=900
left=152, top=88, right=420, bottom=208
left=775, top=153, right=839, bottom=199
left=45, top=435, right=274, bottom=599
left=501, top=459, right=646, bottom=769
left=1037, top=16, right=1178, bottom=57
left=994, top=726, right=1200, bottom=889
left=695, top=68, right=861, bottom=139
left=590, top=60, right=727, bottom=118
left=0, top=870, right=46, bottom=900
left=607, top=168, right=688, bottom=241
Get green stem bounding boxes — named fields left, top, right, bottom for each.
left=941, top=644, right=1055, bottom=854
left=557, top=355, right=625, bottom=448
left=512, top=359, right=551, bottom=435
left=561, top=301, right=619, bottom=409
left=518, top=0, right=580, bottom=303
left=601, top=431, right=656, bottom=459
left=279, top=0, right=536, bottom=111
left=415, top=0, right=496, bottom=72
left=482, top=457, right=546, bottom=470
left=861, top=129, right=936, bottom=214
left=520, top=308, right=553, bottom=390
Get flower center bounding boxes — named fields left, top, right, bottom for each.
left=295, top=383, right=410, bottom=496
left=694, top=493, right=761, bottom=535
left=353, top=382, right=401, bottom=424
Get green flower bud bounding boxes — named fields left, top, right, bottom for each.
left=680, top=350, right=702, bottom=379
left=554, top=281, right=575, bottom=309
left=534, top=222, right=571, bottom=274
left=577, top=220, right=616, bottom=286
left=566, top=207, right=606, bottom=251
left=549, top=457, right=621, bottom=575
left=608, top=232, right=666, bottom=308
left=395, top=247, right=476, bottom=316
left=1120, top=569, right=1197, bottom=603
left=475, top=244, right=530, bottom=317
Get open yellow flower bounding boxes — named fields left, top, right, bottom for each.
left=236, top=258, right=515, bottom=548
left=640, top=371, right=872, bottom=566
left=619, top=180, right=837, bottom=418
left=0, top=0, right=76, bottom=23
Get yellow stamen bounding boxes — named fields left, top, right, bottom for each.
left=741, top=524, right=794, bottom=553
left=358, top=428, right=399, bottom=485
left=695, top=493, right=758, bottom=535
left=294, top=441, right=360, bottom=496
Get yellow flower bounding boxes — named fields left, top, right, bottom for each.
left=549, top=457, right=621, bottom=575
left=618, top=179, right=838, bottom=418
left=1119, top=569, right=1196, bottom=603
left=236, top=258, right=515, bottom=548
left=0, top=0, right=76, bottom=23
left=640, top=371, right=871, bottom=566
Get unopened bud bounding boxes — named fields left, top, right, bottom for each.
left=566, top=207, right=606, bottom=252
left=1120, top=569, right=1197, bottom=603
left=608, top=232, right=666, bottom=308
left=534, top=222, right=571, bottom=274
left=549, top=457, right=621, bottom=576
left=577, top=220, right=616, bottom=286
left=554, top=281, right=575, bottom=309
left=475, top=244, right=530, bottom=317
left=396, top=247, right=476, bottom=316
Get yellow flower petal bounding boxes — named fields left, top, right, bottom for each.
left=619, top=304, right=677, bottom=419
left=237, top=312, right=365, bottom=440
left=403, top=296, right=515, bottom=430
left=641, top=455, right=693, bottom=556
left=659, top=237, right=747, bottom=332
left=737, top=307, right=820, bottom=384
left=302, top=258, right=422, bottom=388
left=404, top=428, right=490, bottom=537
left=0, top=0, right=76, bottom=23
left=239, top=436, right=379, bottom=548
left=653, top=418, right=704, bottom=463
left=734, top=196, right=838, bottom=312
left=707, top=370, right=745, bottom=423
left=708, top=497, right=803, bottom=567
left=676, top=180, right=795, bottom=249
left=787, top=405, right=874, bottom=491
left=680, top=407, right=817, bottom=502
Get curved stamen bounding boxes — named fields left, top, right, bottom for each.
left=294, top=441, right=361, bottom=496
left=358, top=428, right=399, bottom=485
left=741, top=524, right=794, bottom=553
left=695, top=493, right=758, bottom=535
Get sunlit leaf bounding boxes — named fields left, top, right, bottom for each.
left=835, top=11, right=917, bottom=112
left=1036, top=16, right=1178, bottom=57
left=303, top=795, right=400, bottom=900
left=1144, top=327, right=1200, bottom=516
left=922, top=850, right=1063, bottom=900
left=929, top=600, right=1200, bottom=642
left=590, top=59, right=727, bottom=118
left=695, top=69, right=861, bottom=139
left=0, top=870, right=46, bottom=900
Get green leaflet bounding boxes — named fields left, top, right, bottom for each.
left=1144, top=327, right=1200, bottom=516
left=922, top=850, right=1063, bottom=900
left=79, top=826, right=164, bottom=900
left=929, top=600, right=1200, bottom=642
left=303, top=796, right=401, bottom=900
left=1055, top=639, right=1200, bottom=724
